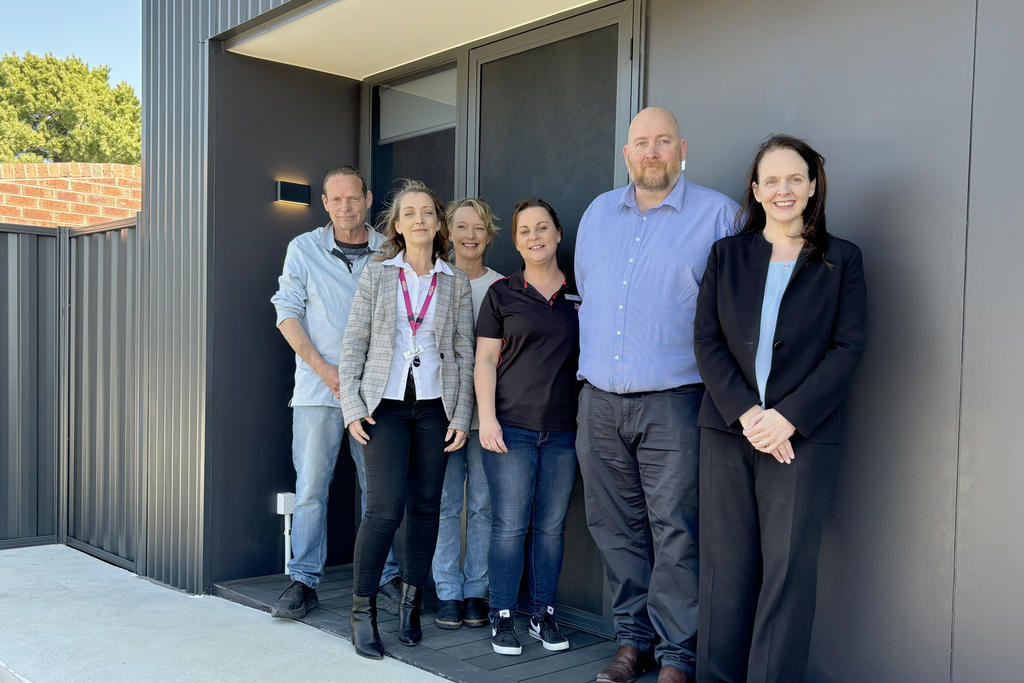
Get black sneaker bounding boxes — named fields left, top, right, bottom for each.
left=377, top=576, right=402, bottom=616
left=529, top=608, right=569, bottom=651
left=270, top=580, right=319, bottom=619
left=462, top=597, right=489, bottom=628
left=435, top=599, right=464, bottom=630
left=491, top=610, right=522, bottom=655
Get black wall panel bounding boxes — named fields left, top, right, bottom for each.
left=208, top=49, right=362, bottom=584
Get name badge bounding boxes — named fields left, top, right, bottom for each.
left=403, top=345, right=424, bottom=360
left=564, top=294, right=582, bottom=302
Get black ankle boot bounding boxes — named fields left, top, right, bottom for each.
left=350, top=594, right=384, bottom=659
left=398, top=582, right=424, bottom=646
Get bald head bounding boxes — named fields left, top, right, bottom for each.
left=628, top=107, right=681, bottom=140
left=623, top=107, right=687, bottom=193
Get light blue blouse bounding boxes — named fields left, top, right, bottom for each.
left=755, top=260, right=796, bottom=404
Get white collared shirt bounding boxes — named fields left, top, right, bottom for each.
left=381, top=251, right=453, bottom=401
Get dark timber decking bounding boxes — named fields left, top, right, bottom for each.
left=214, top=565, right=660, bottom=683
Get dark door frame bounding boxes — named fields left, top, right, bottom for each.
left=358, top=0, right=645, bottom=202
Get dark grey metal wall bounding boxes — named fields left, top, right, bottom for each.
left=952, top=0, right=1024, bottom=680
left=207, top=48, right=361, bottom=584
left=0, top=225, right=58, bottom=548
left=141, top=0, right=294, bottom=592
left=645, top=0, right=974, bottom=680
left=67, top=221, right=141, bottom=569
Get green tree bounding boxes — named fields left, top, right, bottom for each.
left=0, top=52, right=140, bottom=164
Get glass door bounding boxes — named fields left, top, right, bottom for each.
left=467, top=1, right=638, bottom=634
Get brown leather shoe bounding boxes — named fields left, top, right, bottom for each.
left=596, top=645, right=642, bottom=683
left=656, top=665, right=690, bottom=683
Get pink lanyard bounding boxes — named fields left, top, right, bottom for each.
left=398, top=269, right=438, bottom=336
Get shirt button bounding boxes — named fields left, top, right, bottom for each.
left=618, top=305, right=623, bottom=310
left=622, top=280, right=628, bottom=285
left=628, top=258, right=634, bottom=263
left=635, top=237, right=641, bottom=242
left=614, top=355, right=620, bottom=360
left=616, top=330, right=621, bottom=335
left=642, top=216, right=647, bottom=221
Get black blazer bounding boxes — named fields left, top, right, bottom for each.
left=694, top=232, right=867, bottom=444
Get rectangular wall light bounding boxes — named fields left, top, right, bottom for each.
left=276, top=180, right=311, bottom=205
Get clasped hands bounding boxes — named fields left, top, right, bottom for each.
left=347, top=415, right=468, bottom=452
left=739, top=405, right=797, bottom=464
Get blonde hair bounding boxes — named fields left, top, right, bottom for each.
left=376, top=179, right=450, bottom=262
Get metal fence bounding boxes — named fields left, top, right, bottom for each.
left=0, top=217, right=141, bottom=569
left=1, top=224, right=59, bottom=549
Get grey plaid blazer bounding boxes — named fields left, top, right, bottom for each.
left=339, top=258, right=475, bottom=432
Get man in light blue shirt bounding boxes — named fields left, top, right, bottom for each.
left=575, top=108, right=738, bottom=683
left=270, top=166, right=399, bottom=619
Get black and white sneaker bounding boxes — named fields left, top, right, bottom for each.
left=491, top=609, right=522, bottom=655
left=529, top=607, right=569, bottom=651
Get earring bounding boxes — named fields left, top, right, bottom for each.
left=681, top=159, right=686, bottom=171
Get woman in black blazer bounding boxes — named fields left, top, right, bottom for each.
left=693, top=135, right=866, bottom=683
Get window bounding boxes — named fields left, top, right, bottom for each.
left=371, top=66, right=457, bottom=220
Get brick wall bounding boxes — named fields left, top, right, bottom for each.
left=0, top=163, right=142, bottom=228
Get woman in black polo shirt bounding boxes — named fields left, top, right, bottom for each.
left=475, top=198, right=581, bottom=657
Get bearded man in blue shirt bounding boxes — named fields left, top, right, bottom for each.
left=575, top=108, right=738, bottom=683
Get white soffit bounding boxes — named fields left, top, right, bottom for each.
left=225, top=0, right=595, bottom=80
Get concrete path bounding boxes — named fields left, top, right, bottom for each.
left=0, top=545, right=447, bottom=683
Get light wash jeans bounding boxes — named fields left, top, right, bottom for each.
left=288, top=406, right=398, bottom=588
left=431, top=430, right=490, bottom=601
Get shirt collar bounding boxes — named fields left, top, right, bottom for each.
left=510, top=267, right=528, bottom=289
left=318, top=223, right=383, bottom=252
left=509, top=267, right=572, bottom=296
left=618, top=173, right=688, bottom=214
left=382, top=250, right=454, bottom=276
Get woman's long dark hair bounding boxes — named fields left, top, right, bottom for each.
left=739, top=134, right=830, bottom=264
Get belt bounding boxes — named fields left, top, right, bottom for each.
left=583, top=380, right=703, bottom=398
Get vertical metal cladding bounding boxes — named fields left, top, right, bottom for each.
left=0, top=226, right=58, bottom=546
left=141, top=0, right=290, bottom=592
left=67, top=225, right=140, bottom=567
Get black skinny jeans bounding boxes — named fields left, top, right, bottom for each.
left=352, top=395, right=449, bottom=596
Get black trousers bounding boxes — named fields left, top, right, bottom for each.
left=696, top=427, right=841, bottom=683
left=352, top=395, right=448, bottom=596
left=576, top=383, right=702, bottom=675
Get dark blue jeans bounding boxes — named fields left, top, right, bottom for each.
left=482, top=426, right=577, bottom=620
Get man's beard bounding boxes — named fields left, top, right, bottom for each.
left=629, top=161, right=676, bottom=192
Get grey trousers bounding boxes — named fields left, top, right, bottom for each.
left=576, top=383, right=702, bottom=675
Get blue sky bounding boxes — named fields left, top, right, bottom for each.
left=0, top=0, right=142, bottom=93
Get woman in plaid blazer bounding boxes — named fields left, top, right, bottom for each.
left=339, top=180, right=475, bottom=659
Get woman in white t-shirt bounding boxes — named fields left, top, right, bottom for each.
left=431, top=198, right=504, bottom=631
